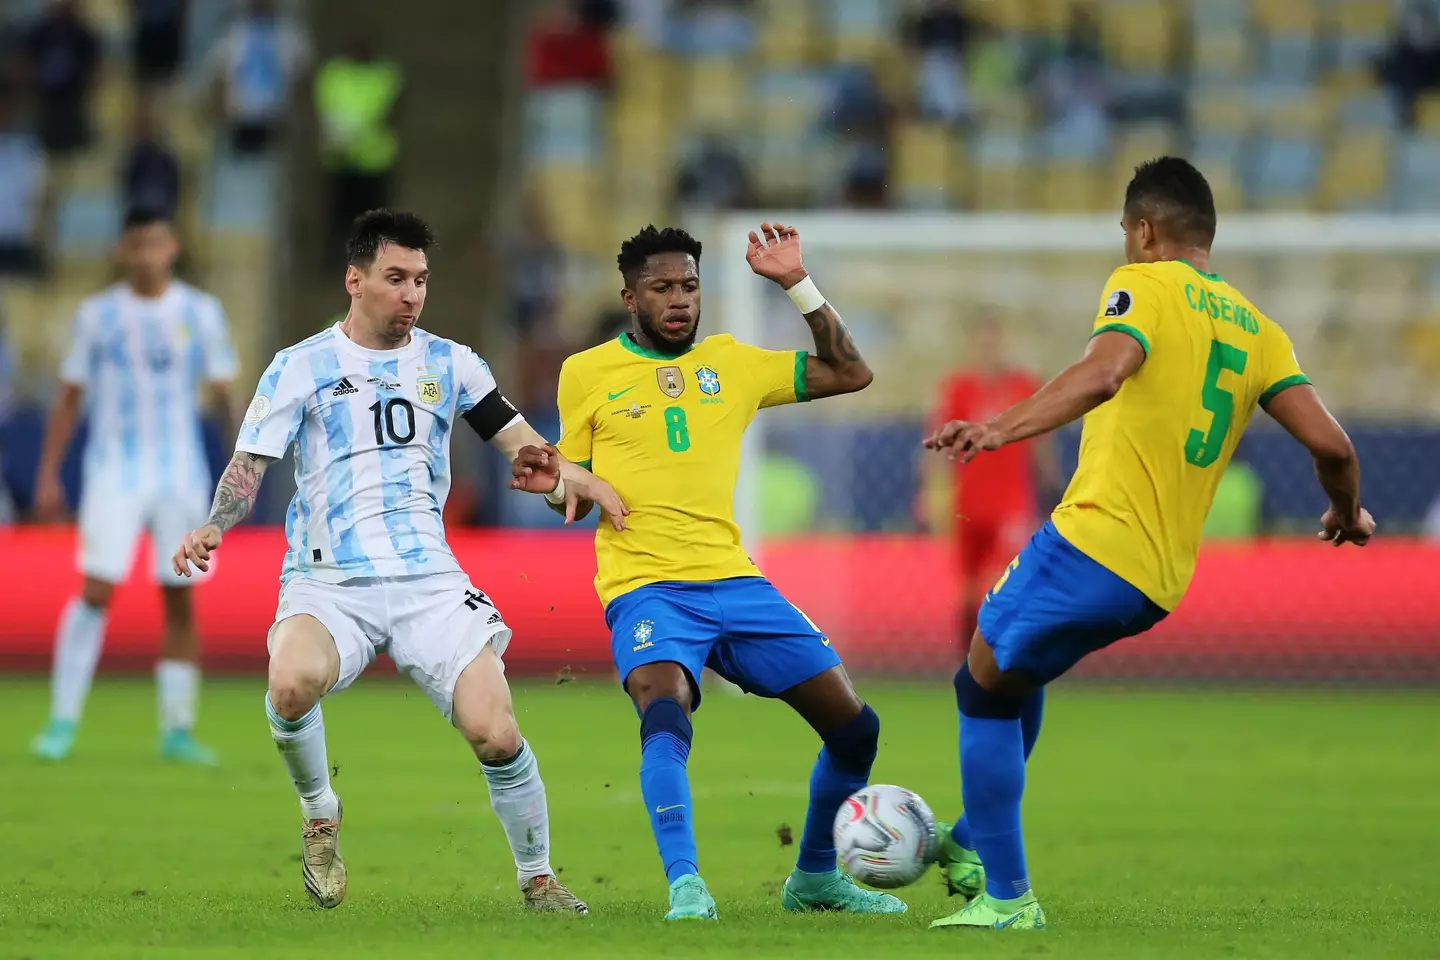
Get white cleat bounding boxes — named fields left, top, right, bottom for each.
left=522, top=875, right=589, bottom=915
left=301, top=798, right=346, bottom=908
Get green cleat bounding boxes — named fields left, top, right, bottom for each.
left=159, top=729, right=220, bottom=767
left=930, top=890, right=1047, bottom=931
left=935, top=821, right=985, bottom=900
left=781, top=869, right=907, bottom=914
left=665, top=874, right=717, bottom=921
left=30, top=718, right=78, bottom=761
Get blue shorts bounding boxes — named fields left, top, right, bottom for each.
left=605, top=577, right=842, bottom=710
left=977, top=521, right=1168, bottom=685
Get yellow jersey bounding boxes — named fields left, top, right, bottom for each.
left=1051, top=259, right=1309, bottom=611
left=557, top=333, right=808, bottom=606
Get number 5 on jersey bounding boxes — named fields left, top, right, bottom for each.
left=1186, top=342, right=1247, bottom=468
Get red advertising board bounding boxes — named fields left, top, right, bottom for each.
left=1, top=528, right=1436, bottom=681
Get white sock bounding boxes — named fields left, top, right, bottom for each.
left=156, top=659, right=199, bottom=733
left=481, top=740, right=552, bottom=887
left=266, top=693, right=339, bottom=821
left=50, top=598, right=106, bottom=723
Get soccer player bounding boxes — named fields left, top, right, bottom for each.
left=171, top=210, right=623, bottom=911
left=923, top=157, right=1376, bottom=932
left=30, top=209, right=241, bottom=765
left=928, top=315, right=1059, bottom=649
left=534, top=222, right=903, bottom=920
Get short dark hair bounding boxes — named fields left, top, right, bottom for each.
left=1124, top=157, right=1217, bottom=247
left=346, top=209, right=436, bottom=267
left=122, top=207, right=171, bottom=231
left=617, top=225, right=703, bottom=287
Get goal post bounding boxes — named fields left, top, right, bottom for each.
left=691, top=211, right=1440, bottom=682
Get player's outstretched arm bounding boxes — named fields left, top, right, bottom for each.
left=925, top=331, right=1145, bottom=463
left=1263, top=384, right=1375, bottom=546
left=172, top=451, right=274, bottom=577
left=746, top=222, right=873, bottom=400
left=493, top=421, right=628, bottom=530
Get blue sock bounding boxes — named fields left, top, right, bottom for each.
left=960, top=717, right=1030, bottom=899
left=638, top=698, right=699, bottom=884
left=797, top=704, right=879, bottom=874
left=949, top=688, right=1044, bottom=850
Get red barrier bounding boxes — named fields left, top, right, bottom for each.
left=2, top=528, right=1437, bottom=680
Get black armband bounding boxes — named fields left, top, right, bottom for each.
left=462, top=389, right=523, bottom=441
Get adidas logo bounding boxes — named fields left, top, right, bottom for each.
left=332, top=377, right=359, bottom=397
left=486, top=611, right=503, bottom=625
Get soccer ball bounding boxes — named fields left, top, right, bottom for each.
left=833, top=784, right=939, bottom=889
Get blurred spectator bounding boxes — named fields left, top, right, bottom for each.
left=121, top=98, right=181, bottom=221
left=1376, top=3, right=1440, bottom=129
left=827, top=65, right=892, bottom=208
left=590, top=307, right=630, bottom=346
left=905, top=0, right=974, bottom=124
left=206, top=0, right=311, bottom=155
left=0, top=313, right=13, bottom=525
left=1035, top=4, right=1109, bottom=157
left=22, top=0, right=101, bottom=158
left=527, top=0, right=615, bottom=89
left=315, top=34, right=402, bottom=257
left=132, top=0, right=189, bottom=91
left=508, top=196, right=571, bottom=412
left=1202, top=461, right=1264, bottom=540
left=0, top=82, right=47, bottom=276
left=675, top=134, right=751, bottom=210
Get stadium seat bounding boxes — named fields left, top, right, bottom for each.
left=757, top=0, right=814, bottom=64
left=1034, top=160, right=1105, bottom=212
left=826, top=0, right=899, bottom=62
left=1393, top=136, right=1440, bottom=210
left=1190, top=86, right=1252, bottom=138
left=971, top=131, right=1030, bottom=211
left=1318, top=128, right=1393, bottom=210
left=894, top=121, right=957, bottom=208
left=1414, top=92, right=1440, bottom=135
left=524, top=87, right=604, bottom=163
left=1255, top=84, right=1326, bottom=138
left=1101, top=1, right=1178, bottom=74
left=1189, top=26, right=1251, bottom=80
left=687, top=58, right=747, bottom=134
left=1247, top=135, right=1322, bottom=209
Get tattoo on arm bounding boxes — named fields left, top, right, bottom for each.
left=206, top=452, right=273, bottom=533
left=802, top=304, right=863, bottom=364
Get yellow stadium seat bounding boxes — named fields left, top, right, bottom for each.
left=895, top=122, right=955, bottom=193
left=962, top=0, right=1034, bottom=33
left=1191, top=28, right=1251, bottom=77
left=687, top=59, right=746, bottom=133
left=1190, top=90, right=1251, bottom=136
left=1327, top=0, right=1395, bottom=39
left=758, top=0, right=815, bottom=64
left=1318, top=129, right=1392, bottom=209
left=1034, top=161, right=1105, bottom=212
left=1252, top=0, right=1320, bottom=33
left=972, top=160, right=1028, bottom=211
left=1400, top=318, right=1440, bottom=374
left=1028, top=0, right=1071, bottom=35
left=1113, top=123, right=1180, bottom=169
left=1202, top=160, right=1245, bottom=213
left=1102, top=1, right=1178, bottom=73
left=1263, top=89, right=1326, bottom=137
left=1415, top=92, right=1440, bottom=134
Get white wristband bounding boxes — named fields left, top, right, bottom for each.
left=544, top=476, right=567, bottom=505
left=785, top=276, right=826, bottom=314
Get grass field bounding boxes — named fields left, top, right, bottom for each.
left=1, top=676, right=1437, bottom=959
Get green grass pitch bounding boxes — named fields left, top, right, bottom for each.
left=1, top=676, right=1436, bottom=959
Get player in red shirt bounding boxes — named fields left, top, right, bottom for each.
left=928, top=316, right=1060, bottom=651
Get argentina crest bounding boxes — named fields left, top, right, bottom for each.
left=416, top=376, right=444, bottom=405
left=657, top=365, right=684, bottom=399
left=695, top=366, right=721, bottom=396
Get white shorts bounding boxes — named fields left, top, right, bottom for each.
left=268, top=571, right=513, bottom=721
left=78, top=486, right=210, bottom=587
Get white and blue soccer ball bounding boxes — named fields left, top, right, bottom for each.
left=833, top=784, right=939, bottom=889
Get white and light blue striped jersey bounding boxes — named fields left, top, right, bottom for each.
left=60, top=282, right=238, bottom=495
left=236, top=323, right=519, bottom=585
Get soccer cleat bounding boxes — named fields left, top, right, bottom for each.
left=159, top=729, right=220, bottom=767
left=665, top=873, right=718, bottom=921
left=522, top=875, right=589, bottom=915
left=781, top=869, right=908, bottom=914
left=936, top=820, right=985, bottom=900
left=930, top=890, right=1047, bottom=931
left=30, top=718, right=78, bottom=761
left=301, top=798, right=346, bottom=908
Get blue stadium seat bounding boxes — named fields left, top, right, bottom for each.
left=523, top=87, right=604, bottom=163
left=1247, top=135, right=1321, bottom=203
left=1393, top=136, right=1440, bottom=210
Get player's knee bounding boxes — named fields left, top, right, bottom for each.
left=160, top=586, right=194, bottom=625
left=953, top=662, right=1026, bottom=719
left=626, top=664, right=693, bottom=714
left=822, top=702, right=879, bottom=773
left=639, top=697, right=693, bottom=751
left=80, top=579, right=115, bottom=609
left=458, top=707, right=521, bottom=761
left=267, top=661, right=327, bottom=722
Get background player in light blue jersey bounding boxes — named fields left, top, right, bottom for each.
left=172, top=210, right=626, bottom=912
left=31, top=209, right=242, bottom=765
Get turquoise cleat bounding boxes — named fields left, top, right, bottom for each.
left=781, top=869, right=907, bottom=914
left=159, top=729, right=220, bottom=766
left=665, top=874, right=718, bottom=921
left=30, top=718, right=78, bottom=761
left=935, top=821, right=985, bottom=900
left=931, top=890, right=1048, bottom=931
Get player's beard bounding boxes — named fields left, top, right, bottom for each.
left=635, top=303, right=698, bottom=356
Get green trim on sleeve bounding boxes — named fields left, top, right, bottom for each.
left=1091, top=322, right=1151, bottom=358
left=793, top=350, right=810, bottom=403
left=574, top=459, right=592, bottom=471
left=1259, top=374, right=1311, bottom=408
